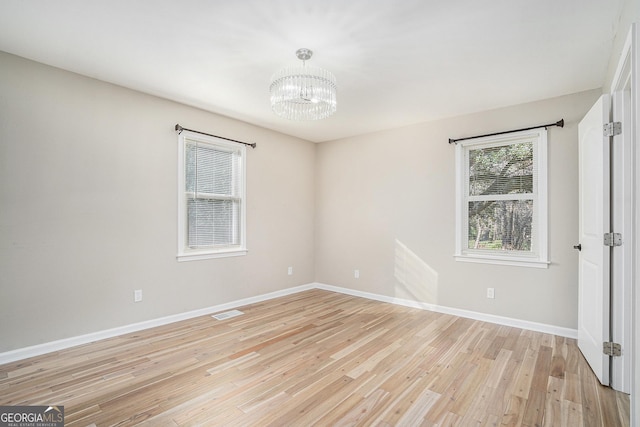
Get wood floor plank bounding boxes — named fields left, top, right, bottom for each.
left=562, top=399, right=584, bottom=426
left=543, top=376, right=563, bottom=427
left=513, top=347, right=538, bottom=399
left=324, top=388, right=389, bottom=426
left=581, top=361, right=605, bottom=427
left=617, top=392, right=631, bottom=427
left=564, top=371, right=583, bottom=404
left=522, top=389, right=546, bottom=427
left=501, top=395, right=527, bottom=427
left=0, top=289, right=629, bottom=426
left=383, top=376, right=440, bottom=426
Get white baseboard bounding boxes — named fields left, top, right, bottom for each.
left=0, top=284, right=316, bottom=365
left=0, top=281, right=577, bottom=365
left=313, top=283, right=578, bottom=339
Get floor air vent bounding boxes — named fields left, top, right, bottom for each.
left=212, top=309, right=244, bottom=320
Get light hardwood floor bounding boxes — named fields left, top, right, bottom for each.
left=0, top=289, right=629, bottom=426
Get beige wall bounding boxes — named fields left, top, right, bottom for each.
left=315, top=89, right=601, bottom=329
left=0, top=52, right=316, bottom=352
left=0, top=49, right=609, bottom=352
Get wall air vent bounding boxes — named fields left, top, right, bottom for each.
left=211, top=309, right=244, bottom=320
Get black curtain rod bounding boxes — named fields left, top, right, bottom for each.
left=448, top=119, right=564, bottom=144
left=175, top=124, right=257, bottom=149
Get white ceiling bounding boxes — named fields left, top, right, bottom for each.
left=0, top=0, right=625, bottom=142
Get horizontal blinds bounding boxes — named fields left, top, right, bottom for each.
left=186, top=142, right=240, bottom=195
left=185, top=140, right=242, bottom=248
left=187, top=199, right=240, bottom=247
left=468, top=141, right=534, bottom=197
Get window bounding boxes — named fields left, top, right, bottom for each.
left=177, top=130, right=246, bottom=261
left=454, top=128, right=548, bottom=268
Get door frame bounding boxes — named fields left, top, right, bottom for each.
left=608, top=22, right=638, bottom=424
left=610, top=27, right=633, bottom=394
left=630, top=22, right=639, bottom=427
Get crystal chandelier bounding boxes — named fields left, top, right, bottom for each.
left=269, top=48, right=337, bottom=121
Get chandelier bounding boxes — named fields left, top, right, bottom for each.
left=269, top=48, right=337, bottom=121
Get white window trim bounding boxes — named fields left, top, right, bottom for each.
left=177, top=130, right=247, bottom=262
left=454, top=128, right=549, bottom=268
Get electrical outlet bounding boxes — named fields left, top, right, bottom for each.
left=354, top=269, right=360, bottom=279
left=287, top=266, right=293, bottom=276
left=487, top=288, right=495, bottom=299
left=134, top=289, right=143, bottom=303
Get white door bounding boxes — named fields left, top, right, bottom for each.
left=577, top=94, right=611, bottom=385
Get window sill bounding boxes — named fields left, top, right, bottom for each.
left=454, top=253, right=549, bottom=269
left=177, top=248, right=247, bottom=262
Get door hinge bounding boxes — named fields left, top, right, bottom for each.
left=603, top=122, right=622, bottom=137
left=603, top=232, right=622, bottom=247
left=603, top=342, right=621, bottom=357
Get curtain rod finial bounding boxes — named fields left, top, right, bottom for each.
left=556, top=119, right=564, bottom=128
left=175, top=124, right=184, bottom=133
